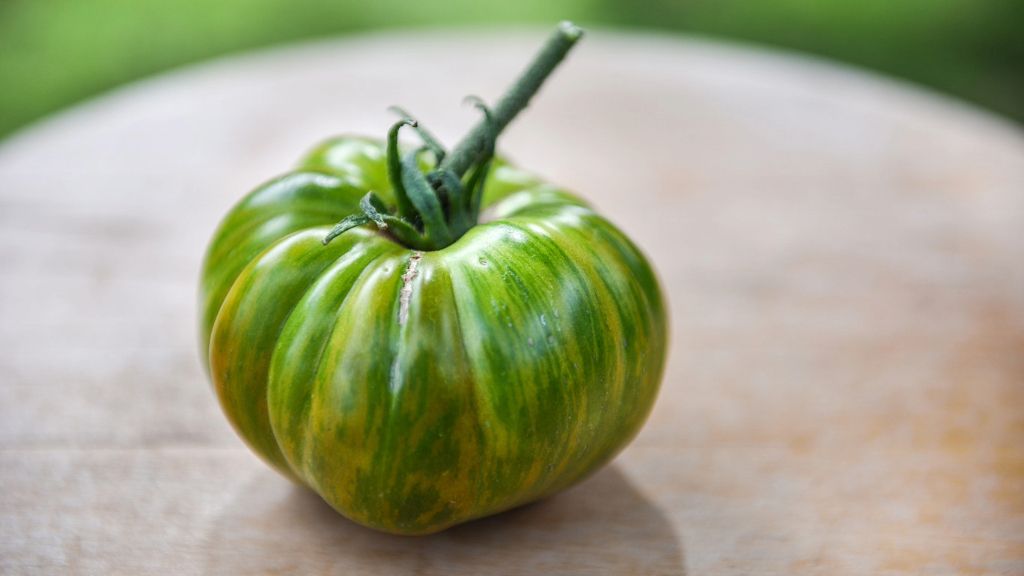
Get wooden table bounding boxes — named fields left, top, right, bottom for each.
left=2, top=29, right=1022, bottom=575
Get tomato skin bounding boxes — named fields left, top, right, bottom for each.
left=200, top=137, right=668, bottom=534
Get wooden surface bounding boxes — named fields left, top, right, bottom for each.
left=2, top=29, right=1023, bottom=575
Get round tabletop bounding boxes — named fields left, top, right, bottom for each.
left=2, top=29, right=1022, bottom=575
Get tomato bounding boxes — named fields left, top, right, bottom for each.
left=199, top=23, right=668, bottom=534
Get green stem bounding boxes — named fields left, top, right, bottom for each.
left=324, top=22, right=583, bottom=250
left=439, top=21, right=583, bottom=179
left=400, top=152, right=452, bottom=245
left=386, top=119, right=418, bottom=221
left=388, top=106, right=447, bottom=162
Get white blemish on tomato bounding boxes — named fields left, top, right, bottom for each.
left=398, top=251, right=423, bottom=325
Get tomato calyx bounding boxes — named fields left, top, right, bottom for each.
left=322, top=21, right=584, bottom=252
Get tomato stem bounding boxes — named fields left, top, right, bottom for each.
left=440, top=21, right=583, bottom=180
left=324, top=22, right=583, bottom=251
left=388, top=106, right=446, bottom=163
left=386, top=119, right=419, bottom=222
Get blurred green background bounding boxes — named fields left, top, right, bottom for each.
left=2, top=0, right=1022, bottom=140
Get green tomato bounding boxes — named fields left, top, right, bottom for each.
left=199, top=136, right=667, bottom=534
left=198, top=23, right=668, bottom=534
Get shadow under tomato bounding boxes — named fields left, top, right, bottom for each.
left=202, top=464, right=685, bottom=575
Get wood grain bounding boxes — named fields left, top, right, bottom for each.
left=1, top=29, right=1022, bottom=575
